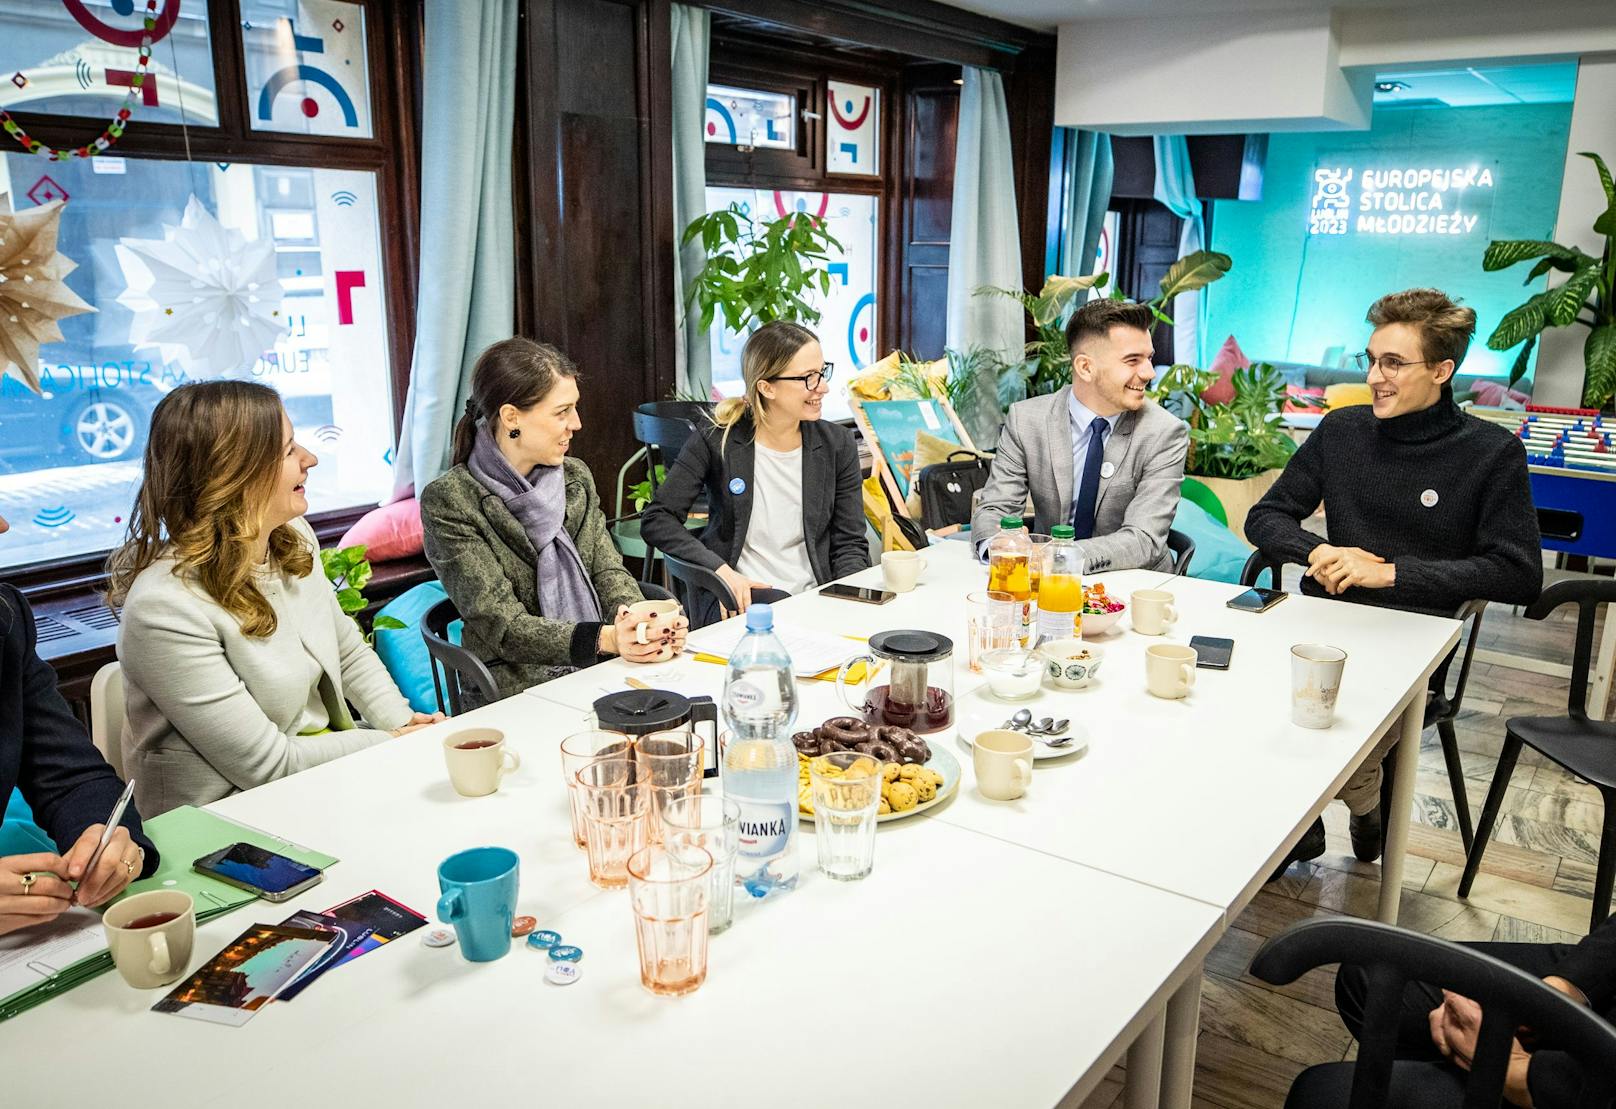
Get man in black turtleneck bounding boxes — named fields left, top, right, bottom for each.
left=1246, top=287, right=1542, bottom=866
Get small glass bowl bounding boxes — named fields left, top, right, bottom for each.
left=981, top=648, right=1042, bottom=700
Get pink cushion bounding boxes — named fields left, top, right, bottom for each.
left=338, top=498, right=423, bottom=562
left=1283, top=385, right=1326, bottom=414
left=1201, top=335, right=1249, bottom=406
left=1470, top=381, right=1531, bottom=408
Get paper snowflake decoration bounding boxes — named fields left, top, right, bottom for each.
left=0, top=194, right=96, bottom=395
left=116, top=195, right=285, bottom=375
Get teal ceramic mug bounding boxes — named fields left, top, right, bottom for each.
left=436, top=846, right=519, bottom=961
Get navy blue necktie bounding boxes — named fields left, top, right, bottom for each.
left=1070, top=417, right=1110, bottom=540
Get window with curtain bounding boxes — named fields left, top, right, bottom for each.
left=0, top=0, right=414, bottom=578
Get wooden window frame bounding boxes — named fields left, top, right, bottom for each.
left=1, top=0, right=422, bottom=598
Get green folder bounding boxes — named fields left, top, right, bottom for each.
left=0, top=807, right=336, bottom=1022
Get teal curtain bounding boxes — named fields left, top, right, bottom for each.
left=947, top=68, right=1024, bottom=369
left=1057, top=130, right=1114, bottom=280
left=1152, top=135, right=1207, bottom=367
left=391, top=0, right=518, bottom=498
left=671, top=5, right=712, bottom=400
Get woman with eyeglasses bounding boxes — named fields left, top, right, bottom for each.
left=641, top=321, right=871, bottom=624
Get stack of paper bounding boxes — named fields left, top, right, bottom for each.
left=685, top=623, right=865, bottom=678
left=0, top=807, right=336, bottom=1022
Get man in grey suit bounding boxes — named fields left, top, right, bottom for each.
left=972, top=298, right=1189, bottom=572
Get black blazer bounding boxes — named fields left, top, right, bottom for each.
left=1, top=585, right=158, bottom=871
left=640, top=415, right=871, bottom=587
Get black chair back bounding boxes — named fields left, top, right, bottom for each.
left=1240, top=550, right=1285, bottom=589
left=1525, top=577, right=1616, bottom=722
left=1166, top=528, right=1195, bottom=577
left=661, top=552, right=738, bottom=629
left=632, top=410, right=701, bottom=497
left=421, top=599, right=501, bottom=715
left=1252, top=918, right=1616, bottom=1109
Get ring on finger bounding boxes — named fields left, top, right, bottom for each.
left=20, top=872, right=36, bottom=895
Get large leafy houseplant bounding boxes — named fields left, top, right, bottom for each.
left=1483, top=151, right=1616, bottom=408
left=682, top=204, right=845, bottom=333
left=1150, top=361, right=1300, bottom=481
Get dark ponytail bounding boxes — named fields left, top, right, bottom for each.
left=450, top=338, right=581, bottom=467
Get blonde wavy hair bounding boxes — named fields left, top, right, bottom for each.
left=711, top=321, right=819, bottom=447
left=106, top=380, right=312, bottom=637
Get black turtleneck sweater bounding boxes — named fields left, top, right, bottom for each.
left=1244, top=394, right=1542, bottom=615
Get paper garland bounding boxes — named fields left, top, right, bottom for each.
left=0, top=194, right=97, bottom=395
left=115, top=195, right=286, bottom=375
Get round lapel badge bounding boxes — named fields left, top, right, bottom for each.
left=728, top=477, right=746, bottom=495
left=1100, top=462, right=1116, bottom=479
left=1420, top=488, right=1439, bottom=508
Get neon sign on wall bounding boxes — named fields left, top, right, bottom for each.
left=1308, top=164, right=1495, bottom=237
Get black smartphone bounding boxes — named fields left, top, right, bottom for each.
left=818, top=584, right=896, bottom=605
left=1188, top=635, right=1235, bottom=670
left=194, top=842, right=325, bottom=902
left=1226, top=587, right=1287, bottom=614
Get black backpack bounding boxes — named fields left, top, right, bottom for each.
left=915, top=449, right=992, bottom=531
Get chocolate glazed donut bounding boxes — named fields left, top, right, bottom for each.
left=864, top=739, right=899, bottom=764
left=820, top=716, right=869, bottom=748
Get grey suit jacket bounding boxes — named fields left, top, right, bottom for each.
left=971, top=386, right=1188, bottom=573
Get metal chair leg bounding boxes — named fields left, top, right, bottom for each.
left=1593, top=790, right=1616, bottom=932
left=1438, top=720, right=1475, bottom=853
left=1458, top=733, right=1523, bottom=899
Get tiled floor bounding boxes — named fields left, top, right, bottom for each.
left=1079, top=575, right=1610, bottom=1109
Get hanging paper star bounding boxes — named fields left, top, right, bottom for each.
left=0, top=194, right=96, bottom=395
left=115, top=194, right=285, bottom=374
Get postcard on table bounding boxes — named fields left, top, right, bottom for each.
left=152, top=924, right=336, bottom=1026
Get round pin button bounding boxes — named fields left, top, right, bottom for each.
left=511, top=915, right=537, bottom=937
left=422, top=927, right=458, bottom=948
left=545, top=961, right=582, bottom=986
left=1100, top=462, right=1116, bottom=479
left=548, top=944, right=583, bottom=963
left=1420, top=488, right=1439, bottom=508
left=728, top=477, right=746, bottom=495
left=526, top=929, right=562, bottom=950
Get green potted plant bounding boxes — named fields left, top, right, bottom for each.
left=321, top=544, right=406, bottom=644
left=1483, top=151, right=1616, bottom=408
left=682, top=204, right=845, bottom=333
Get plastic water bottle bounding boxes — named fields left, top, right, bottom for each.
left=1036, top=525, right=1084, bottom=643
left=720, top=604, right=800, bottom=899
left=987, top=517, right=1034, bottom=646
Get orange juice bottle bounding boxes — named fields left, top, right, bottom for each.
left=1035, top=525, right=1084, bottom=643
left=987, top=517, right=1034, bottom=646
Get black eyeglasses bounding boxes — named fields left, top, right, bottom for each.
left=774, top=363, right=835, bottom=391
left=1351, top=351, right=1429, bottom=378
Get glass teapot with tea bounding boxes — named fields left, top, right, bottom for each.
left=834, top=630, right=954, bottom=734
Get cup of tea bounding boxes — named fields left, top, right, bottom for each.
left=973, top=729, right=1034, bottom=801
left=102, top=890, right=195, bottom=988
left=627, top=599, right=682, bottom=661
left=880, top=550, right=927, bottom=593
left=1130, top=589, right=1178, bottom=636
left=443, top=728, right=521, bottom=797
left=1145, top=643, right=1197, bottom=699
left=1291, top=644, right=1347, bottom=729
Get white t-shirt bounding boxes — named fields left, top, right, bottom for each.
left=735, top=443, right=817, bottom=594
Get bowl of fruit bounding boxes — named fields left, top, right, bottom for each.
left=1081, top=584, right=1127, bottom=638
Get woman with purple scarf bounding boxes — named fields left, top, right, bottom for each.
left=421, top=339, right=688, bottom=704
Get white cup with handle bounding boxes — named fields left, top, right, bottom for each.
left=973, top=730, right=1034, bottom=801
left=443, top=728, right=522, bottom=797
left=1145, top=643, right=1197, bottom=699
left=627, top=599, right=682, bottom=661
left=881, top=550, right=927, bottom=593
left=1130, top=589, right=1179, bottom=636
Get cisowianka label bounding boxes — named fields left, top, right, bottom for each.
left=735, top=798, right=794, bottom=859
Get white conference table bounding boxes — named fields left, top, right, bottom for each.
left=532, top=538, right=1461, bottom=1106
left=7, top=689, right=1221, bottom=1109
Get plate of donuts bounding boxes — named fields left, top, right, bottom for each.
left=791, top=716, right=960, bottom=823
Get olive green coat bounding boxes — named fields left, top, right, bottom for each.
left=420, top=459, right=644, bottom=700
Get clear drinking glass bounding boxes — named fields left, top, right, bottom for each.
left=808, top=752, right=882, bottom=881
left=659, top=790, right=741, bottom=935
left=966, top=589, right=1017, bottom=674
left=627, top=843, right=713, bottom=997
left=634, top=730, right=705, bottom=844
left=559, top=730, right=633, bottom=848
left=575, top=759, right=648, bottom=889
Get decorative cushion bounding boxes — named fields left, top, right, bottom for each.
left=1469, top=381, right=1531, bottom=409
left=373, top=580, right=455, bottom=714
left=1201, top=335, right=1250, bottom=406
left=1284, top=385, right=1327, bottom=414
left=1324, top=382, right=1374, bottom=409
left=338, top=498, right=424, bottom=562
left=1171, top=496, right=1252, bottom=584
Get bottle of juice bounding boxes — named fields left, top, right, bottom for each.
left=986, top=517, right=1034, bottom=647
left=1036, top=525, right=1084, bottom=643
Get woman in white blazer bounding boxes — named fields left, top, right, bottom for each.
left=109, top=382, right=440, bottom=816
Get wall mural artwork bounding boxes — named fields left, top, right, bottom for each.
left=826, top=80, right=878, bottom=176
left=704, top=186, right=878, bottom=423
left=242, top=0, right=371, bottom=138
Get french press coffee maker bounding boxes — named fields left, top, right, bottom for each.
left=835, top=630, right=955, bottom=734
left=589, top=689, right=720, bottom=779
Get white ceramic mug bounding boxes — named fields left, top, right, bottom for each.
left=1291, top=644, right=1348, bottom=729
left=443, top=728, right=521, bottom=797
left=103, top=890, right=195, bottom=989
left=973, top=730, right=1034, bottom=801
left=627, top=599, right=682, bottom=661
left=880, top=550, right=927, bottom=593
left=1131, top=589, right=1178, bottom=636
left=1145, top=643, right=1197, bottom=700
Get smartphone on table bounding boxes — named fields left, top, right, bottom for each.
left=193, top=842, right=325, bottom=902
left=819, top=584, right=896, bottom=606
left=1188, top=635, right=1235, bottom=670
left=1225, top=587, right=1287, bottom=614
